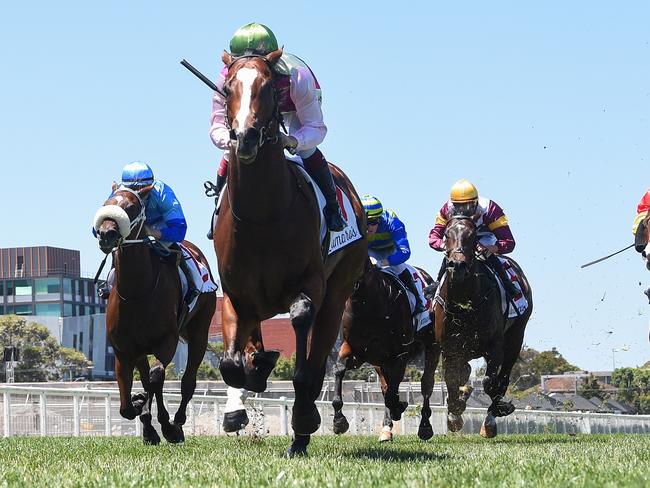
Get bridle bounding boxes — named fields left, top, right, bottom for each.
left=444, top=215, right=477, bottom=266
left=224, top=54, right=285, bottom=148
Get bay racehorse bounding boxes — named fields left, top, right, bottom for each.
left=332, top=262, right=439, bottom=442
left=94, top=184, right=216, bottom=444
left=213, top=48, right=367, bottom=456
left=435, top=214, right=532, bottom=437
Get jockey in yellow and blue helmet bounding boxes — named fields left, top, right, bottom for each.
left=362, top=195, right=425, bottom=314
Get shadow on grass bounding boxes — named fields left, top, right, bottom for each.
left=441, top=434, right=612, bottom=445
left=346, top=447, right=450, bottom=462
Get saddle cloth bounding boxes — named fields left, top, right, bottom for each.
left=433, top=257, right=528, bottom=319
left=286, top=154, right=363, bottom=256
left=379, top=264, right=432, bottom=332
left=178, top=244, right=219, bottom=314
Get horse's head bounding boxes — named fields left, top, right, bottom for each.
left=221, top=49, right=283, bottom=164
left=444, top=214, right=477, bottom=283
left=93, top=183, right=152, bottom=254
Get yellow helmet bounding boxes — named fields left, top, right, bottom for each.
left=450, top=179, right=478, bottom=204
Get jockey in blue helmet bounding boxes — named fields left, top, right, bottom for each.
left=96, top=162, right=194, bottom=299
left=362, top=195, right=425, bottom=314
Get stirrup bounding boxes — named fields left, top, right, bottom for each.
left=97, top=281, right=110, bottom=300
left=204, top=180, right=219, bottom=198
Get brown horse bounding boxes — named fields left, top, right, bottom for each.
left=332, top=262, right=439, bottom=442
left=213, top=49, right=367, bottom=456
left=435, top=214, right=532, bottom=437
left=94, top=185, right=216, bottom=444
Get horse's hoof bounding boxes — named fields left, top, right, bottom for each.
left=447, top=413, right=464, bottom=432
left=286, top=444, right=308, bottom=458
left=162, top=422, right=185, bottom=444
left=493, top=401, right=515, bottom=417
left=332, top=414, right=349, bottom=435
left=223, top=409, right=249, bottom=433
left=243, top=372, right=269, bottom=393
left=131, top=392, right=147, bottom=412
left=143, top=426, right=161, bottom=445
left=418, top=420, right=433, bottom=441
left=480, top=415, right=497, bottom=438
left=291, top=405, right=321, bottom=435
left=389, top=401, right=408, bottom=421
left=219, top=359, right=246, bottom=389
left=378, top=430, right=393, bottom=443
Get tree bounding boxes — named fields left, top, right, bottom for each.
left=271, top=354, right=296, bottom=380
left=499, top=346, right=580, bottom=391
left=578, top=374, right=606, bottom=401
left=196, top=361, right=220, bottom=380
left=0, top=315, right=92, bottom=381
left=611, top=367, right=650, bottom=413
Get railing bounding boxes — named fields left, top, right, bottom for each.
left=1, top=385, right=649, bottom=438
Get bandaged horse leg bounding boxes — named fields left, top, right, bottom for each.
left=332, top=347, right=350, bottom=435
left=444, top=358, right=471, bottom=432
left=418, top=342, right=440, bottom=441
left=223, top=387, right=250, bottom=433
left=135, top=356, right=160, bottom=445
left=376, top=368, right=395, bottom=442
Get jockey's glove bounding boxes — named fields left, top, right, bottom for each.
left=280, top=133, right=298, bottom=154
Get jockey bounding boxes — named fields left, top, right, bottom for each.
left=96, top=162, right=196, bottom=301
left=362, top=195, right=425, bottom=314
left=206, top=22, right=346, bottom=239
left=428, top=179, right=519, bottom=298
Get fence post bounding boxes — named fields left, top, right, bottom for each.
left=73, top=394, right=80, bottom=437
left=40, top=393, right=47, bottom=436
left=3, top=391, right=11, bottom=438
left=214, top=399, right=220, bottom=434
left=104, top=395, right=111, bottom=436
left=279, top=396, right=288, bottom=435
left=190, top=400, right=196, bottom=435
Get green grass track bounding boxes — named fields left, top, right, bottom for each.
left=0, top=434, right=648, bottom=487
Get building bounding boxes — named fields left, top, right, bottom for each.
left=0, top=246, right=106, bottom=317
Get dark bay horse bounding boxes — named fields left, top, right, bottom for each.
left=435, top=215, right=532, bottom=437
left=213, top=49, right=367, bottom=456
left=332, top=262, right=439, bottom=442
left=94, top=184, right=216, bottom=444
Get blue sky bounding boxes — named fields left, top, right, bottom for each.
left=0, top=1, right=648, bottom=371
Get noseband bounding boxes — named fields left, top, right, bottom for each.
left=225, top=54, right=285, bottom=147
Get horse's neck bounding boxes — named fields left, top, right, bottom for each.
left=228, top=145, right=293, bottom=222
left=114, top=246, right=156, bottom=295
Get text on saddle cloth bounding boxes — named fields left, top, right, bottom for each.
left=379, top=265, right=432, bottom=332
left=178, top=244, right=219, bottom=313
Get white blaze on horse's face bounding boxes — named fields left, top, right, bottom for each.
left=234, top=67, right=259, bottom=134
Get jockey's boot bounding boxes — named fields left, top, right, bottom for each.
left=398, top=269, right=425, bottom=314
left=304, top=150, right=346, bottom=232
left=486, top=254, right=519, bottom=300
left=206, top=173, right=227, bottom=240
left=178, top=255, right=199, bottom=304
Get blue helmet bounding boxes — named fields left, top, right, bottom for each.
left=121, top=161, right=154, bottom=189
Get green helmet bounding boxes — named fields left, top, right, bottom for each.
left=229, top=23, right=279, bottom=56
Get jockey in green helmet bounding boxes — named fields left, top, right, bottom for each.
left=207, top=22, right=346, bottom=238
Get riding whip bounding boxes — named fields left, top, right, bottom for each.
left=580, top=244, right=635, bottom=268
left=180, top=59, right=227, bottom=98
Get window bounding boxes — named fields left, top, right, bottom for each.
left=14, top=279, right=32, bottom=296
left=63, top=279, right=72, bottom=300
left=14, top=304, right=33, bottom=315
left=15, top=256, right=24, bottom=277
left=35, top=278, right=60, bottom=296
left=79, top=332, right=84, bottom=352
left=5, top=281, right=13, bottom=297
left=0, top=281, right=4, bottom=297
left=35, top=303, right=62, bottom=316
left=63, top=303, right=73, bottom=317
left=72, top=334, right=77, bottom=350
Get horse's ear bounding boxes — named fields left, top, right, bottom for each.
left=138, top=184, right=155, bottom=198
left=111, top=181, right=119, bottom=193
left=265, top=47, right=283, bottom=65
left=222, top=50, right=233, bottom=66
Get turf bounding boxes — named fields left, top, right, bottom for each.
left=0, top=434, right=648, bottom=487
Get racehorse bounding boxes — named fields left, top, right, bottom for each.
left=434, top=214, right=532, bottom=437
left=94, top=184, right=216, bottom=444
left=213, top=48, right=367, bottom=456
left=332, top=262, right=439, bottom=442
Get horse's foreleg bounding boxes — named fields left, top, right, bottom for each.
left=150, top=359, right=184, bottom=444
left=444, top=356, right=471, bottom=432
left=332, top=349, right=349, bottom=435
left=135, top=356, right=159, bottom=445
left=382, top=362, right=408, bottom=421
left=289, top=292, right=319, bottom=436
left=481, top=341, right=506, bottom=439
left=418, top=342, right=440, bottom=441
left=115, top=353, right=138, bottom=420
left=223, top=387, right=250, bottom=433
